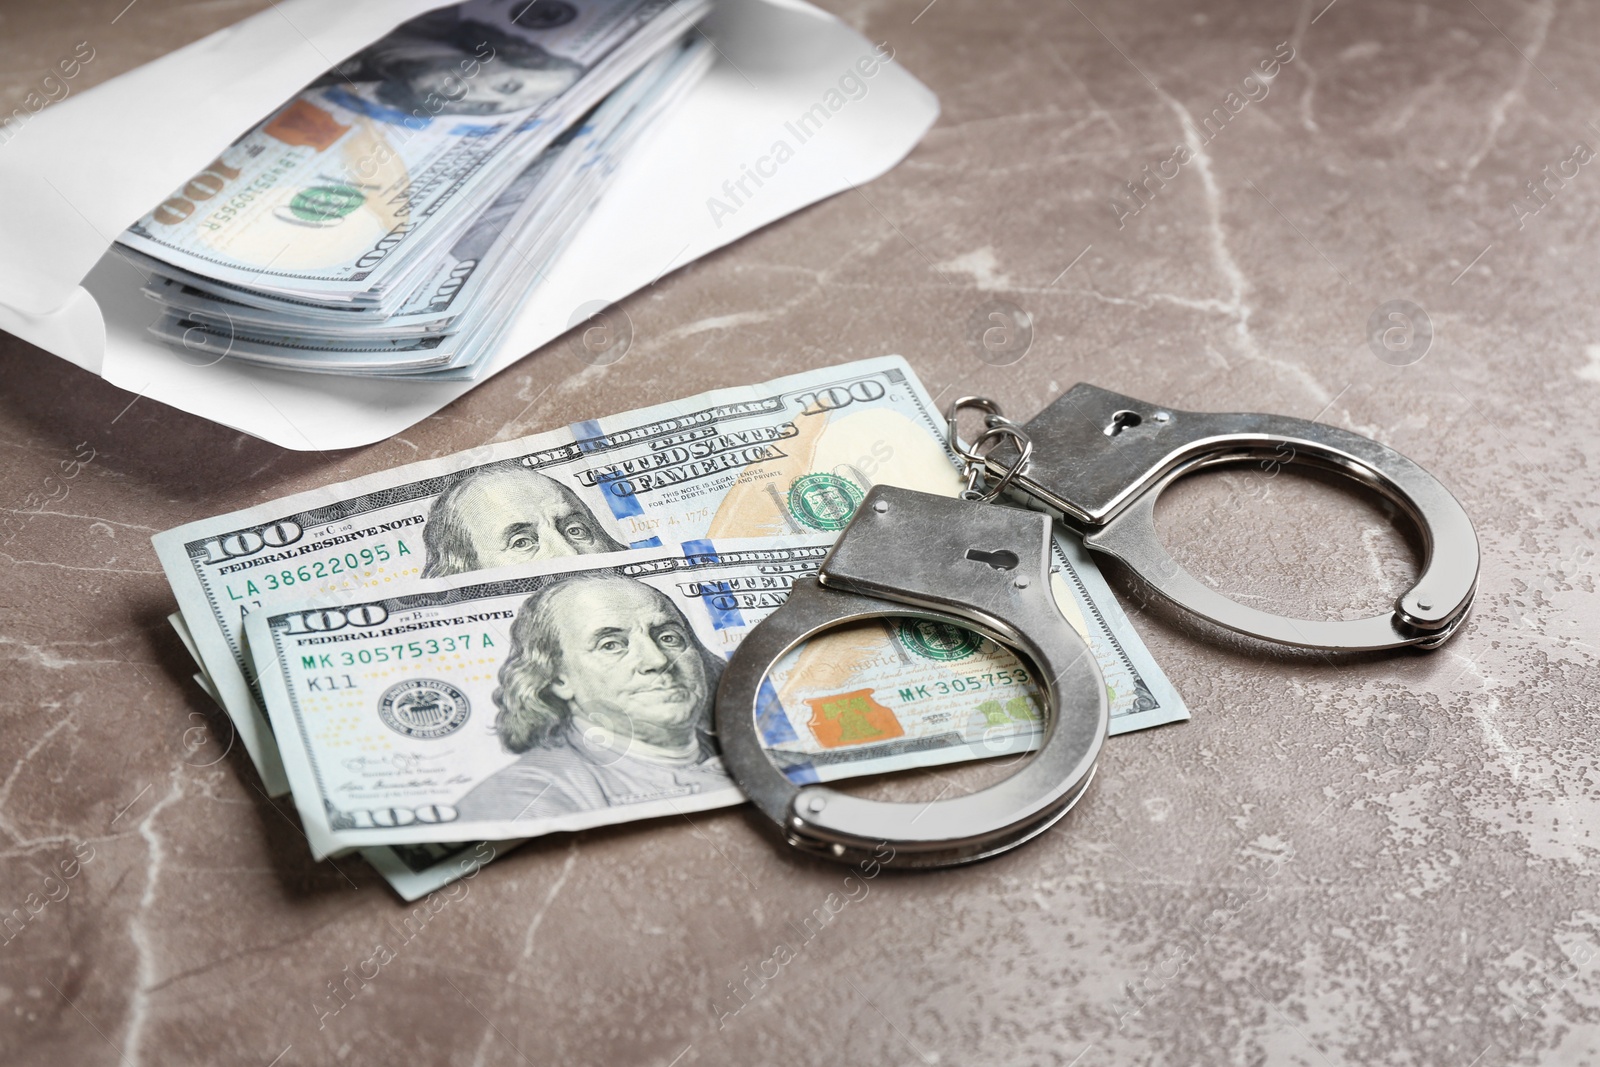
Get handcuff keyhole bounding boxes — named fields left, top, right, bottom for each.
left=965, top=547, right=1020, bottom=571
left=1105, top=410, right=1143, bottom=436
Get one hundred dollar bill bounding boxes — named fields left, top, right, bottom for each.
left=155, top=357, right=1185, bottom=879
left=117, top=0, right=705, bottom=303
left=248, top=519, right=1183, bottom=859
left=143, top=37, right=716, bottom=379
left=153, top=357, right=991, bottom=790
left=246, top=539, right=820, bottom=856
left=143, top=36, right=706, bottom=336
left=353, top=520, right=1181, bottom=900
left=250, top=535, right=1150, bottom=856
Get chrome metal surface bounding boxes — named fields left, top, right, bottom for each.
left=969, top=384, right=1479, bottom=652
left=947, top=396, right=1034, bottom=503
left=714, top=485, right=1110, bottom=868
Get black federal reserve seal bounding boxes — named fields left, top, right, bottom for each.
left=378, top=679, right=471, bottom=739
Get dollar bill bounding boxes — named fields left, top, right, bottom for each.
left=251, top=535, right=1124, bottom=855
left=117, top=0, right=706, bottom=304
left=359, top=839, right=514, bottom=902
left=759, top=526, right=1181, bottom=781
left=245, top=539, right=810, bottom=856
left=170, top=523, right=1177, bottom=897
left=155, top=358, right=1186, bottom=892
left=156, top=358, right=1184, bottom=791
left=248, top=516, right=1186, bottom=858
left=355, top=521, right=1178, bottom=901
left=143, top=36, right=716, bottom=378
left=153, top=357, right=976, bottom=790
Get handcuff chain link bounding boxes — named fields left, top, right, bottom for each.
left=947, top=395, right=1034, bottom=503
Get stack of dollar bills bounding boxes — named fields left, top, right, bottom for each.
left=153, top=358, right=1188, bottom=899
left=114, top=0, right=712, bottom=380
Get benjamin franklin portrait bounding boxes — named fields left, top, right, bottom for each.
left=453, top=575, right=731, bottom=820
left=421, top=460, right=625, bottom=578
left=317, top=3, right=584, bottom=119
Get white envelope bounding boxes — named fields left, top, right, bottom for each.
left=0, top=0, right=936, bottom=450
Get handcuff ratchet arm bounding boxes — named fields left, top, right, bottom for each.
left=974, top=384, right=1479, bottom=652
left=713, top=485, right=1109, bottom=868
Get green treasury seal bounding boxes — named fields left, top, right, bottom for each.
left=786, top=472, right=864, bottom=531
left=896, top=619, right=984, bottom=661
left=289, top=185, right=366, bottom=223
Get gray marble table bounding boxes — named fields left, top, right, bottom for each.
left=3, top=1, right=1597, bottom=1064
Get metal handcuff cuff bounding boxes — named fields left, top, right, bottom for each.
left=714, top=384, right=1481, bottom=868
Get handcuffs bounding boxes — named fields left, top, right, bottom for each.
left=714, top=384, right=1480, bottom=868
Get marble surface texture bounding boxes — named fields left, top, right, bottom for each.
left=3, top=0, right=1600, bottom=1064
